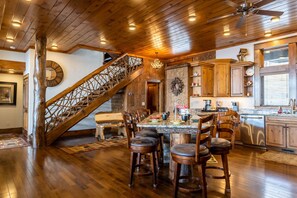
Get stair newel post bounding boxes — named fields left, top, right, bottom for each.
left=32, top=34, right=47, bottom=148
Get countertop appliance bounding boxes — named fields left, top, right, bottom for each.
left=240, top=114, right=265, bottom=147
left=203, top=100, right=212, bottom=111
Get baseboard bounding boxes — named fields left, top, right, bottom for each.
left=62, top=129, right=96, bottom=137
left=0, top=127, right=22, bottom=134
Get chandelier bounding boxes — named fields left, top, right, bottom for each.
left=151, top=52, right=163, bottom=69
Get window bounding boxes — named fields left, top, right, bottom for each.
left=262, top=74, right=289, bottom=106
left=261, top=46, right=290, bottom=106
left=264, top=47, right=288, bottom=67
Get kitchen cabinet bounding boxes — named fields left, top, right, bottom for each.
left=230, top=61, right=254, bottom=97
left=209, top=59, right=236, bottom=97
left=189, top=62, right=214, bottom=97
left=266, top=116, right=297, bottom=150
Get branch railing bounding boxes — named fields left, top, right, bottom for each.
left=45, top=54, right=143, bottom=133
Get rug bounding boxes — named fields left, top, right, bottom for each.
left=59, top=137, right=127, bottom=154
left=257, top=150, right=297, bottom=166
left=0, top=134, right=29, bottom=150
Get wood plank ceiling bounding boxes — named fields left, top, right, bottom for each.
left=0, top=0, right=296, bottom=59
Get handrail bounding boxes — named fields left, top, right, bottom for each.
left=44, top=54, right=143, bottom=133
left=46, top=53, right=127, bottom=107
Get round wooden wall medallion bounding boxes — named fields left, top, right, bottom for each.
left=46, top=60, right=63, bottom=87
left=171, top=77, right=184, bottom=96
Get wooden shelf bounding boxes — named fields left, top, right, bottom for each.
left=191, top=85, right=201, bottom=88
left=190, top=75, right=201, bottom=78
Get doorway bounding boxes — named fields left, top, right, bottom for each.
left=146, top=81, right=162, bottom=113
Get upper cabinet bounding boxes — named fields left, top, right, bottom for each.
left=189, top=62, right=214, bottom=97
left=230, top=61, right=254, bottom=97
left=208, top=59, right=236, bottom=97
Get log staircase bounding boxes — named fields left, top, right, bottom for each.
left=45, top=54, right=143, bottom=145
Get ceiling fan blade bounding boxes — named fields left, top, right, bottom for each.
left=225, top=0, right=238, bottom=8
left=207, top=13, right=236, bottom=23
left=254, top=9, right=284, bottom=16
left=236, top=15, right=246, bottom=28
left=253, top=0, right=275, bottom=8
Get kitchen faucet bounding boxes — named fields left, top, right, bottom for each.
left=289, top=98, right=296, bottom=114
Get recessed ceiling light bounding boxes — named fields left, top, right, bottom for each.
left=264, top=30, right=272, bottom=37
left=271, top=16, right=280, bottom=22
left=10, top=46, right=16, bottom=49
left=6, top=37, right=14, bottom=42
left=8, top=69, right=15, bottom=73
left=100, top=40, right=106, bottom=45
left=12, top=20, right=22, bottom=27
left=51, top=44, right=58, bottom=50
left=223, top=31, right=230, bottom=36
left=129, top=24, right=136, bottom=31
left=188, top=15, right=196, bottom=22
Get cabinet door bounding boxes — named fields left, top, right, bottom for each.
left=201, top=66, right=213, bottom=96
left=287, top=124, right=297, bottom=149
left=266, top=123, right=286, bottom=148
left=231, top=66, right=244, bottom=96
left=215, top=63, right=230, bottom=96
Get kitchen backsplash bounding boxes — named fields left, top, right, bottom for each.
left=190, top=96, right=254, bottom=109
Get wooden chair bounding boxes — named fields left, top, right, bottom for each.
left=216, top=110, right=240, bottom=149
left=205, top=110, right=239, bottom=193
left=122, top=112, right=158, bottom=188
left=171, top=114, right=215, bottom=198
left=136, top=108, right=151, bottom=122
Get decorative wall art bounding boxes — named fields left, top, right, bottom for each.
left=0, top=82, right=17, bottom=105
left=46, top=60, right=64, bottom=87
left=171, top=77, right=184, bottom=96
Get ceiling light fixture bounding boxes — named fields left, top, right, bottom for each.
left=12, top=20, right=22, bottom=27
left=51, top=44, right=58, bottom=50
left=264, top=30, right=272, bottom=37
left=188, top=15, right=196, bottom=22
left=10, top=46, right=16, bottom=49
left=129, top=24, right=136, bottom=31
left=8, top=69, right=15, bottom=73
left=100, top=40, right=106, bottom=45
left=6, top=37, right=14, bottom=43
left=270, top=16, right=280, bottom=22
left=151, top=52, right=163, bottom=69
left=223, top=31, right=230, bottom=36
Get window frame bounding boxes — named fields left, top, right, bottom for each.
left=254, top=36, right=297, bottom=107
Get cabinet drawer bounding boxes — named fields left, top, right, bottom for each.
left=266, top=116, right=297, bottom=123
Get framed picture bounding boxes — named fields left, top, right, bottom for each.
left=0, top=82, right=17, bottom=105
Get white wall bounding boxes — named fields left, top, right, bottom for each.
left=0, top=73, right=23, bottom=129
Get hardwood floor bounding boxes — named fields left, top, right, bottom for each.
left=1, top=135, right=297, bottom=198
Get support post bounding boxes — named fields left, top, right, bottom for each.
left=32, top=34, right=47, bottom=148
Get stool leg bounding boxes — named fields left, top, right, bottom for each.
left=221, top=154, right=231, bottom=192
left=129, top=152, right=137, bottom=187
left=198, top=163, right=208, bottom=198
left=173, top=162, right=181, bottom=198
left=151, top=151, right=158, bottom=188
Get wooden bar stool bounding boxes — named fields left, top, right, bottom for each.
left=171, top=114, right=215, bottom=198
left=123, top=112, right=159, bottom=188
left=205, top=110, right=239, bottom=193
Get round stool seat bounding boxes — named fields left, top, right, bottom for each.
left=210, top=138, right=231, bottom=154
left=171, top=143, right=209, bottom=157
left=130, top=137, right=158, bottom=147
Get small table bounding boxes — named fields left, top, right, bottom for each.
left=137, top=114, right=203, bottom=180
left=94, top=112, right=126, bottom=140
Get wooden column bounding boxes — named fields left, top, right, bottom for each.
left=32, top=34, right=47, bottom=148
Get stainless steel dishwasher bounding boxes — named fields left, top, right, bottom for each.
left=240, top=114, right=266, bottom=147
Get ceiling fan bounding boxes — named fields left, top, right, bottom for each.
left=208, top=0, right=284, bottom=28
